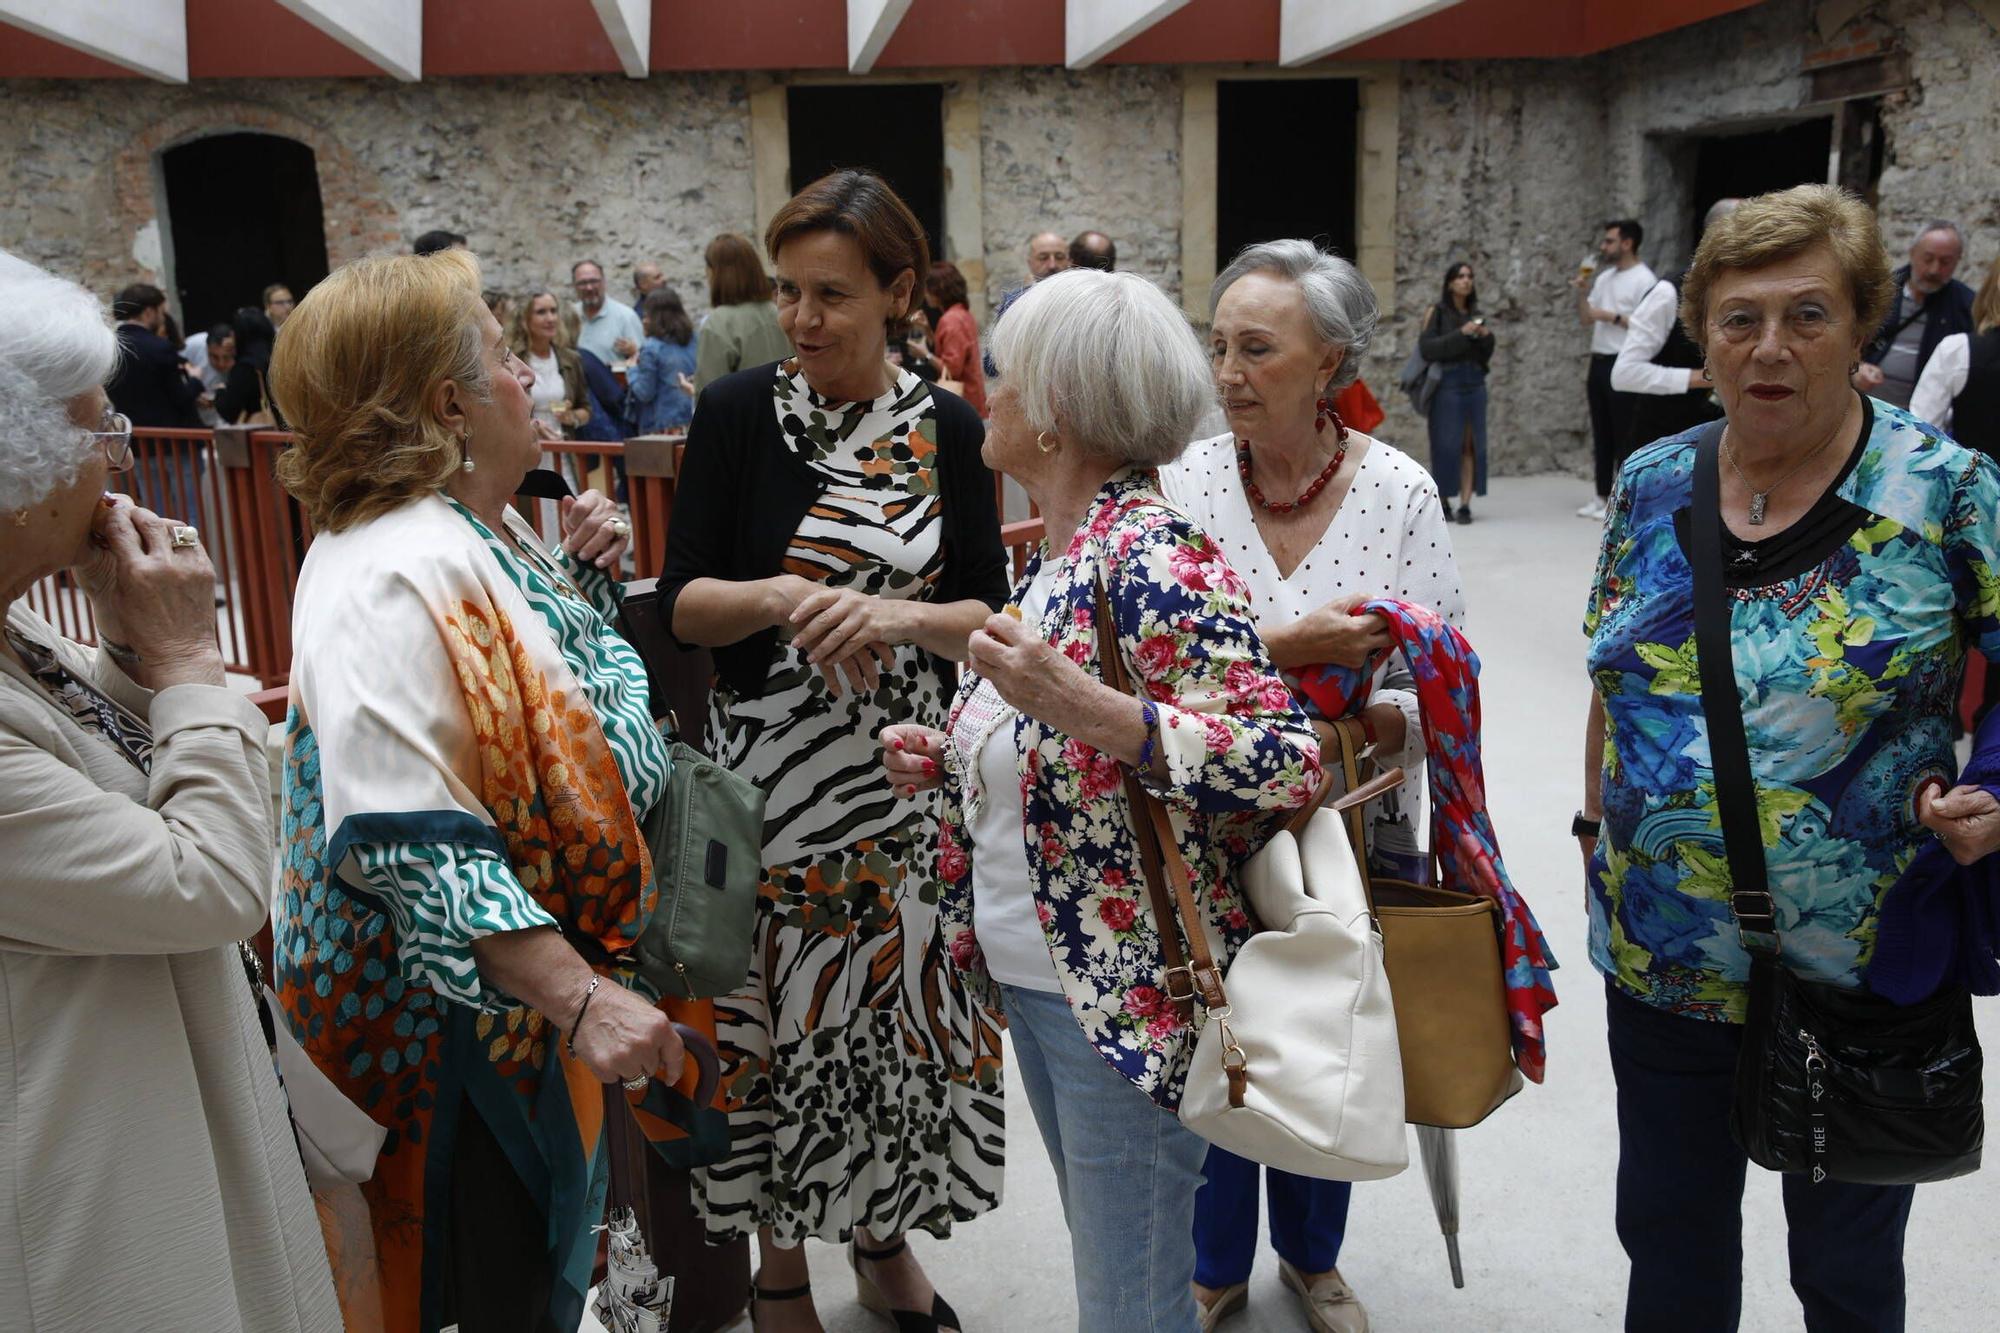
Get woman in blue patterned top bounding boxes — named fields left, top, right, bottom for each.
left=1580, top=185, right=2000, bottom=1332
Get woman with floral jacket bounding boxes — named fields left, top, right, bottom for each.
left=880, top=269, right=1321, bottom=1332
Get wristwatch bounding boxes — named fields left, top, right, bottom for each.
left=1571, top=811, right=1601, bottom=839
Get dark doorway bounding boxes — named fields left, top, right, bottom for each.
left=1217, top=79, right=1359, bottom=269
left=787, top=85, right=946, bottom=262
left=1689, top=117, right=1833, bottom=241
left=161, top=133, right=329, bottom=335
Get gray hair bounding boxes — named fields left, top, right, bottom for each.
left=1210, top=239, right=1377, bottom=392
left=989, top=268, right=1211, bottom=468
left=0, top=249, right=117, bottom=515
left=1911, top=219, right=1966, bottom=252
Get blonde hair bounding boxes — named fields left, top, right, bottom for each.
left=1680, top=184, right=1894, bottom=353
left=1973, top=256, right=2000, bottom=336
left=508, top=289, right=571, bottom=357
left=271, top=249, right=493, bottom=533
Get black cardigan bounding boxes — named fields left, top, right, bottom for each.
left=659, top=362, right=1009, bottom=699
left=1417, top=303, right=1494, bottom=370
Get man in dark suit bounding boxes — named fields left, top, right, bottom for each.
left=1856, top=220, right=1975, bottom=411
left=105, top=284, right=203, bottom=428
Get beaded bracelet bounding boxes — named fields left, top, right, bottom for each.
left=1137, top=700, right=1159, bottom=770
left=565, top=975, right=602, bottom=1056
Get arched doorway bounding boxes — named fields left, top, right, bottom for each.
left=161, top=132, right=330, bottom=335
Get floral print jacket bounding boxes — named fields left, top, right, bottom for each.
left=937, top=471, right=1322, bottom=1108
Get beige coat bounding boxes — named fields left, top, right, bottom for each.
left=0, top=603, right=338, bottom=1332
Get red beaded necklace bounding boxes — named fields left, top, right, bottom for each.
left=1240, top=408, right=1352, bottom=510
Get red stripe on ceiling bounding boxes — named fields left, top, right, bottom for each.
left=875, top=0, right=1066, bottom=69
left=649, top=1, right=845, bottom=73
left=188, top=0, right=386, bottom=78
left=424, top=0, right=626, bottom=76
left=0, top=21, right=141, bottom=78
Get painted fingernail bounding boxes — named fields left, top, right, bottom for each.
left=922, top=759, right=937, bottom=774
left=902, top=785, right=917, bottom=797
left=891, top=739, right=904, bottom=750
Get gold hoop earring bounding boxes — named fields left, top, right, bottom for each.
left=1036, top=431, right=1058, bottom=455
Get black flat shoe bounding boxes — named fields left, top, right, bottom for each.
left=749, top=1273, right=814, bottom=1331
left=851, top=1238, right=962, bottom=1333
left=1456, top=504, right=1474, bottom=525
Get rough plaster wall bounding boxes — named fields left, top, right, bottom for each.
left=1871, top=0, right=2000, bottom=272
left=978, top=66, right=1184, bottom=310
left=1373, top=61, right=1610, bottom=476
left=0, top=75, right=754, bottom=318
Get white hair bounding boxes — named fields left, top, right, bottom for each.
left=1210, top=239, right=1377, bottom=392
left=989, top=268, right=1211, bottom=468
left=1911, top=219, right=1965, bottom=252
left=0, top=249, right=117, bottom=514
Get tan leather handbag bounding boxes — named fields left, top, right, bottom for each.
left=1331, top=725, right=1522, bottom=1128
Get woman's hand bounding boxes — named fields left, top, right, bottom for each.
left=1459, top=320, right=1484, bottom=337
left=568, top=980, right=687, bottom=1087
left=1918, top=782, right=2000, bottom=866
left=558, top=492, right=630, bottom=571
left=966, top=611, right=1096, bottom=729
left=72, top=496, right=225, bottom=689
left=789, top=587, right=904, bottom=698
left=675, top=372, right=696, bottom=398
left=1290, top=594, right=1394, bottom=670
left=880, top=724, right=946, bottom=797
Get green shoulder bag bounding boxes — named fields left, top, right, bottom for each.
left=632, top=735, right=767, bottom=999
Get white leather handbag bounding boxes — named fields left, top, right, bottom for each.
left=1176, top=801, right=1410, bottom=1181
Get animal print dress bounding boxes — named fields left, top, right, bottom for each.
left=692, top=362, right=1005, bottom=1245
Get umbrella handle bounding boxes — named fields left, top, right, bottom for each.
left=669, top=1023, right=721, bottom=1106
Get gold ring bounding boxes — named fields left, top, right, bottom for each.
left=622, top=1075, right=649, bottom=1091
left=169, top=525, right=200, bottom=549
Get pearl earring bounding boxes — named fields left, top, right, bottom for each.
left=460, top=429, right=476, bottom=473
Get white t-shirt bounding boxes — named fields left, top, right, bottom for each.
left=1589, top=262, right=1658, bottom=356
left=949, top=558, right=1064, bottom=993
left=1160, top=434, right=1467, bottom=854
left=526, top=350, right=565, bottom=424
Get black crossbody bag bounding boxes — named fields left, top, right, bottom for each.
left=1687, top=423, right=1984, bottom=1186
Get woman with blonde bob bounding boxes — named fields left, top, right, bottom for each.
left=271, top=248, right=702, bottom=1333
left=1581, top=184, right=2000, bottom=1330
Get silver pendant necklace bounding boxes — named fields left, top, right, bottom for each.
left=1720, top=426, right=1836, bottom=526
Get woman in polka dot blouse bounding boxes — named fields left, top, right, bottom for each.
left=1161, top=239, right=1466, bottom=1333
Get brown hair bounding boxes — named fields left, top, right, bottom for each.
left=764, top=169, right=930, bottom=331
left=705, top=232, right=772, bottom=306
left=927, top=260, right=968, bottom=311
left=643, top=287, right=694, bottom=345
left=1680, top=184, right=1894, bottom=353
left=507, top=289, right=570, bottom=357
left=1973, top=255, right=2000, bottom=336
left=271, top=249, right=492, bottom=533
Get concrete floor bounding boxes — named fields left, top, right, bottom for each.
left=596, top=474, right=2000, bottom=1333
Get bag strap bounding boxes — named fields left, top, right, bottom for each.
left=1688, top=422, right=1779, bottom=949
left=1091, top=577, right=1228, bottom=1021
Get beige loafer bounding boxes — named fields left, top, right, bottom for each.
left=1196, top=1281, right=1248, bottom=1333
left=1278, top=1259, right=1369, bottom=1333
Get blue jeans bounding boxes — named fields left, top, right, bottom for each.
left=1605, top=979, right=1916, bottom=1332
left=1191, top=1148, right=1350, bottom=1287
left=1000, top=984, right=1210, bottom=1333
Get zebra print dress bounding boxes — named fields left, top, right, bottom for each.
left=692, top=363, right=1005, bottom=1245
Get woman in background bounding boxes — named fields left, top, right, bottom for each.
left=693, top=232, right=792, bottom=392
left=927, top=260, right=987, bottom=416
left=629, top=287, right=700, bottom=435
left=1418, top=260, right=1494, bottom=524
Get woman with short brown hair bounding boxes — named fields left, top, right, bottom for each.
left=695, top=231, right=793, bottom=391
left=926, top=260, right=986, bottom=416
left=272, top=248, right=707, bottom=1333
left=662, top=169, right=1006, bottom=1332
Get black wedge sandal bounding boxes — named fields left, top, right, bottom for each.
left=850, top=1237, right=962, bottom=1333
left=748, top=1274, right=815, bottom=1330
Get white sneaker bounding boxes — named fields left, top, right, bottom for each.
left=1576, top=498, right=1607, bottom=520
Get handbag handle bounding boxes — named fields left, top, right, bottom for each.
left=1328, top=720, right=1437, bottom=909
left=1091, top=578, right=1229, bottom=1023
left=1686, top=423, right=1779, bottom=948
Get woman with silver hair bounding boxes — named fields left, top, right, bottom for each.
left=1160, top=239, right=1466, bottom=1333
left=0, top=249, right=339, bottom=1327
left=878, top=267, right=1321, bottom=1330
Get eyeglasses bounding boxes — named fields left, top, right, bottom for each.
left=86, top=411, right=133, bottom=473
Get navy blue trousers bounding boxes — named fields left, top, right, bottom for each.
left=1191, top=1146, right=1350, bottom=1287
left=1605, top=980, right=1916, bottom=1332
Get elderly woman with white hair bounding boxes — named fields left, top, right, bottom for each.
left=1161, top=239, right=1466, bottom=1333
left=879, top=267, right=1322, bottom=1331
left=0, top=249, right=340, bottom=1327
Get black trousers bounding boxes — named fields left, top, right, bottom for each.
left=1605, top=981, right=1916, bottom=1333
left=445, top=1097, right=562, bottom=1333
left=1587, top=353, right=1640, bottom=497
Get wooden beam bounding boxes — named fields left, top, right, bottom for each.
left=0, top=0, right=186, bottom=82
left=271, top=0, right=421, bottom=81
left=590, top=0, right=650, bottom=78
left=1066, top=0, right=1190, bottom=70
left=848, top=0, right=914, bottom=74
left=1279, top=0, right=1463, bottom=66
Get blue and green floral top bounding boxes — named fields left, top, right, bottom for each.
left=1584, top=400, right=2000, bottom=1021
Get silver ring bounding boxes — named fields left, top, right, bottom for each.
left=606, top=518, right=631, bottom=537
left=169, top=524, right=200, bottom=549
left=622, top=1075, right=649, bottom=1091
